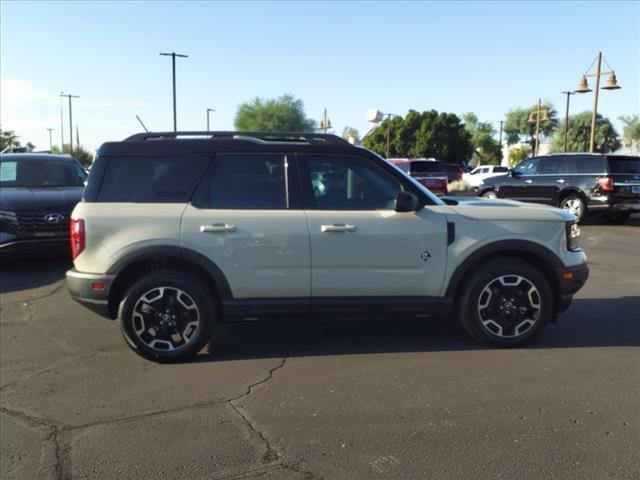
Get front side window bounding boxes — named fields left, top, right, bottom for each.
left=480, top=167, right=490, bottom=174
left=514, top=158, right=540, bottom=175
left=305, top=155, right=403, bottom=210
left=210, top=155, right=287, bottom=209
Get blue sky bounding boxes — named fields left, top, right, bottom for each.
left=1, top=1, right=638, bottom=152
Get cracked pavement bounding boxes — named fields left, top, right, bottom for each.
left=1, top=218, right=639, bottom=479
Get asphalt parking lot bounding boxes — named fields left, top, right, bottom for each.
left=1, top=216, right=639, bottom=480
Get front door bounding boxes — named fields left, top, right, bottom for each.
left=501, top=157, right=540, bottom=201
left=298, top=154, right=448, bottom=300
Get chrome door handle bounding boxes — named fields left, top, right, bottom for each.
left=321, top=224, right=356, bottom=233
left=524, top=179, right=533, bottom=184
left=200, top=223, right=236, bottom=233
left=556, top=179, right=566, bottom=184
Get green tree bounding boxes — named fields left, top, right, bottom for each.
left=52, top=144, right=94, bottom=166
left=504, top=102, right=559, bottom=150
left=342, top=126, right=360, bottom=142
left=462, top=113, right=502, bottom=165
left=0, top=129, right=21, bottom=151
left=620, top=114, right=640, bottom=153
left=507, top=145, right=530, bottom=168
left=549, top=111, right=621, bottom=153
left=234, top=94, right=315, bottom=132
left=363, top=109, right=474, bottom=164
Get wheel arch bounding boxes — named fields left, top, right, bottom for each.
left=445, top=240, right=563, bottom=313
left=106, top=246, right=232, bottom=319
left=558, top=187, right=587, bottom=205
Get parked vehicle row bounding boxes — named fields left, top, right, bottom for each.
left=65, top=131, right=588, bottom=362
left=478, top=153, right=640, bottom=223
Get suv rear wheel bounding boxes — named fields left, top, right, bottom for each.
left=119, top=270, right=216, bottom=362
left=560, top=194, right=586, bottom=222
left=456, top=259, right=553, bottom=347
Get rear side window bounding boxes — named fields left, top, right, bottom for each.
left=538, top=157, right=561, bottom=174
left=209, top=155, right=287, bottom=209
left=410, top=161, right=446, bottom=174
left=494, top=166, right=509, bottom=173
left=97, top=154, right=210, bottom=202
left=562, top=156, right=606, bottom=174
left=608, top=156, right=640, bottom=174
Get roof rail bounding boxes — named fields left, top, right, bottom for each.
left=123, top=131, right=351, bottom=146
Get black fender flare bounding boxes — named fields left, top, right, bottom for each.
left=107, top=245, right=233, bottom=300
left=444, top=239, right=564, bottom=300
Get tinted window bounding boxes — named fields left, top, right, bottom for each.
left=210, top=155, right=286, bottom=209
left=514, top=158, right=540, bottom=175
left=608, top=156, right=640, bottom=174
left=494, top=166, right=509, bottom=173
left=562, top=156, right=606, bottom=174
left=0, top=159, right=86, bottom=187
left=538, top=157, right=561, bottom=174
left=306, top=155, right=403, bottom=210
left=98, top=155, right=210, bottom=202
left=393, top=162, right=410, bottom=174
left=410, top=161, right=446, bottom=174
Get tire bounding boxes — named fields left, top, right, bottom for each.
left=603, top=212, right=631, bottom=224
left=560, top=194, right=586, bottom=222
left=119, top=269, right=216, bottom=362
left=481, top=190, right=498, bottom=199
left=456, top=258, right=554, bottom=347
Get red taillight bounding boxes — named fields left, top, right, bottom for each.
left=70, top=218, right=85, bottom=260
left=598, top=177, right=614, bottom=192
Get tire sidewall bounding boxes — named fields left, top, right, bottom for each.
left=482, top=190, right=498, bottom=199
left=459, top=259, right=554, bottom=347
left=119, top=270, right=216, bottom=362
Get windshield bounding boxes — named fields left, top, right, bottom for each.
left=0, top=159, right=87, bottom=188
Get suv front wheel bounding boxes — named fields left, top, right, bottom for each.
left=119, top=270, right=216, bottom=362
left=456, top=259, right=553, bottom=347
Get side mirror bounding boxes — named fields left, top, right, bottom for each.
left=395, top=191, right=419, bottom=212
left=511, top=170, right=522, bottom=178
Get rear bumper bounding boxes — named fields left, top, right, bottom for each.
left=66, top=268, right=116, bottom=319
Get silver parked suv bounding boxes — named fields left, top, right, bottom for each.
left=66, top=132, right=589, bottom=362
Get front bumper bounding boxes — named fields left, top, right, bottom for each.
left=0, top=237, right=70, bottom=256
left=556, top=262, right=589, bottom=313
left=66, top=268, right=116, bottom=319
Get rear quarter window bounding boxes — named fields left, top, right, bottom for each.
left=97, top=154, right=210, bottom=202
left=608, top=156, right=640, bottom=174
left=562, top=156, right=606, bottom=174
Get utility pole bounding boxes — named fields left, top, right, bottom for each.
left=159, top=52, right=188, bottom=131
left=498, top=120, right=504, bottom=148
left=59, top=93, right=65, bottom=151
left=46, top=128, right=54, bottom=151
left=561, top=91, right=575, bottom=152
left=60, top=93, right=79, bottom=155
left=206, top=108, right=215, bottom=131
left=527, top=99, right=549, bottom=157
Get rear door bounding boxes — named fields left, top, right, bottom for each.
left=298, top=153, right=448, bottom=300
left=531, top=156, right=562, bottom=205
left=180, top=153, right=311, bottom=307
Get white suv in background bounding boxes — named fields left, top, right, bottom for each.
left=66, top=131, right=589, bottom=362
left=463, top=165, right=510, bottom=187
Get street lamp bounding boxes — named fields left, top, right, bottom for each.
left=366, top=109, right=400, bottom=158
left=159, top=52, right=189, bottom=132
left=574, top=52, right=622, bottom=152
left=46, top=128, right=54, bottom=151
left=527, top=99, right=550, bottom=156
left=561, top=91, right=575, bottom=152
left=206, top=108, right=215, bottom=131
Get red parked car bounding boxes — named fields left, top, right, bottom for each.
left=388, top=158, right=448, bottom=196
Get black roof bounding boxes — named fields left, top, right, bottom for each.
left=98, top=131, right=364, bottom=157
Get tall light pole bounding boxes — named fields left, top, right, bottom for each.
left=46, top=128, right=54, bottom=151
left=527, top=99, right=550, bottom=157
left=59, top=92, right=65, bottom=151
left=159, top=52, right=189, bottom=131
left=60, top=93, right=79, bottom=155
left=206, top=108, right=215, bottom=131
left=574, top=52, right=622, bottom=152
left=561, top=91, right=575, bottom=152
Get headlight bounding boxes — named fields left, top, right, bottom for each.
left=566, top=221, right=581, bottom=252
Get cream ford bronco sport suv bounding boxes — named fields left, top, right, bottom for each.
left=66, top=132, right=589, bottom=362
